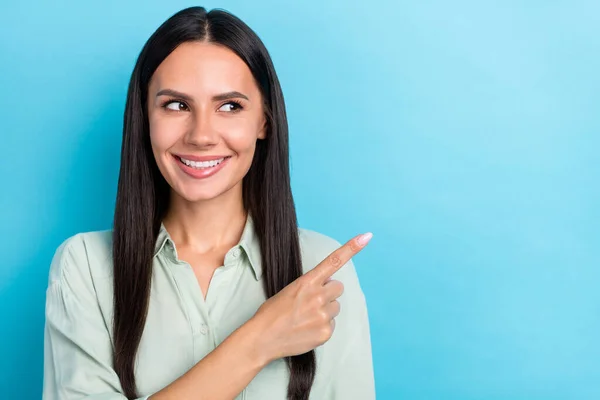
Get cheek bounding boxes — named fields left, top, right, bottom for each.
left=149, top=116, right=182, bottom=155
left=220, top=123, right=259, bottom=154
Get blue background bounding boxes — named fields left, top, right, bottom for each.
left=1, top=1, right=599, bottom=399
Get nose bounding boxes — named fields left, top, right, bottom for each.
left=183, top=112, right=219, bottom=148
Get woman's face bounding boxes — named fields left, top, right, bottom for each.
left=147, top=41, right=266, bottom=203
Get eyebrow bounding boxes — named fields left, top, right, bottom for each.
left=155, top=89, right=250, bottom=102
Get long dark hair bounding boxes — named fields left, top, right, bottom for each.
left=112, top=6, right=313, bottom=400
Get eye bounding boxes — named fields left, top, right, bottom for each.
left=163, top=100, right=189, bottom=112
left=218, top=101, right=243, bottom=113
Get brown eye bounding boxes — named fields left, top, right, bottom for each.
left=218, top=102, right=243, bottom=112
left=165, top=101, right=189, bottom=111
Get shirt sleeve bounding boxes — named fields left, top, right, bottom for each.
left=329, top=261, right=376, bottom=399
left=298, top=229, right=377, bottom=399
left=43, top=235, right=150, bottom=400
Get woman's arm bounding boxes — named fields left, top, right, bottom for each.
left=44, top=232, right=368, bottom=399
left=148, top=318, right=267, bottom=400
left=154, top=233, right=374, bottom=399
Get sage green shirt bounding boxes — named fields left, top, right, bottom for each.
left=43, top=215, right=375, bottom=399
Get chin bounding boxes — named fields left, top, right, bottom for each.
left=174, top=186, right=225, bottom=202
left=172, top=179, right=239, bottom=203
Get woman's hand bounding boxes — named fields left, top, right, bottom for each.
left=251, top=232, right=373, bottom=363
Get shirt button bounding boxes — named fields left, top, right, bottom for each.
left=232, top=248, right=242, bottom=258
left=199, top=324, right=208, bottom=335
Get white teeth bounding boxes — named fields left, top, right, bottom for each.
left=179, top=157, right=226, bottom=169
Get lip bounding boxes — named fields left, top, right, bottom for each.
left=173, top=154, right=231, bottom=180
left=174, top=153, right=232, bottom=162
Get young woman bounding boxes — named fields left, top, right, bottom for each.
left=43, top=6, right=374, bottom=400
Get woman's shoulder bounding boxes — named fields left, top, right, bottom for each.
left=47, top=229, right=113, bottom=287
left=298, top=227, right=343, bottom=257
left=297, top=227, right=362, bottom=285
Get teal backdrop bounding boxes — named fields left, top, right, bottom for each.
left=0, top=1, right=598, bottom=399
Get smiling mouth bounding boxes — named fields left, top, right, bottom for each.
left=176, top=155, right=232, bottom=169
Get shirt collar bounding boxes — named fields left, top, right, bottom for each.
left=153, top=213, right=263, bottom=281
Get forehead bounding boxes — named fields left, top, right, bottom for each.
left=149, top=41, right=258, bottom=96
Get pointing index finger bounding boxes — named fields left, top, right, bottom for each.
left=309, top=232, right=373, bottom=284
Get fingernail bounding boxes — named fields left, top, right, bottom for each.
left=357, top=232, right=373, bottom=246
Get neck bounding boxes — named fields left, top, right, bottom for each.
left=162, top=184, right=247, bottom=253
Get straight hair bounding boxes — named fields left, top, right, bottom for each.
left=112, top=6, right=315, bottom=400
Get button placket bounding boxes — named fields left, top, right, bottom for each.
left=206, top=247, right=241, bottom=305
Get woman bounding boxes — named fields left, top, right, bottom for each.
left=43, top=6, right=374, bottom=400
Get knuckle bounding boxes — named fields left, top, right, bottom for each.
left=328, top=254, right=342, bottom=268
left=320, top=326, right=333, bottom=342
left=349, top=240, right=360, bottom=252
left=328, top=301, right=340, bottom=318
left=318, top=309, right=329, bottom=322
left=334, top=300, right=341, bottom=313
left=328, top=280, right=344, bottom=298
left=315, top=295, right=326, bottom=306
left=296, top=277, right=310, bottom=290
